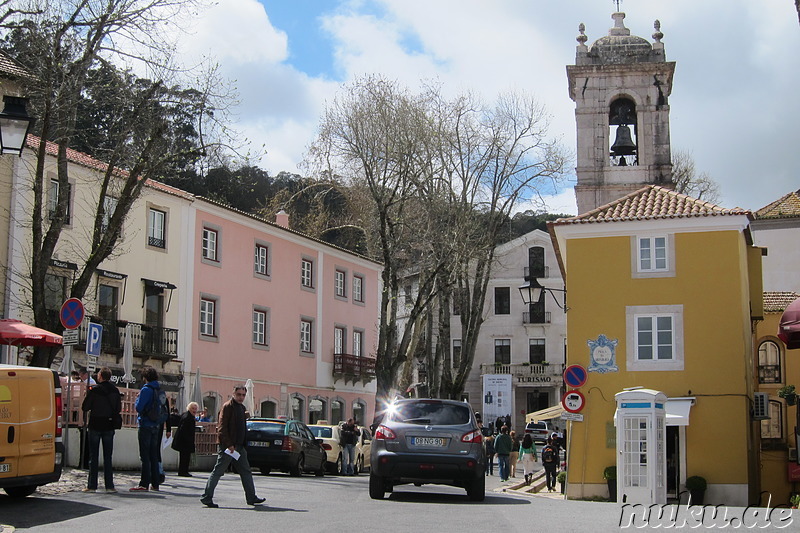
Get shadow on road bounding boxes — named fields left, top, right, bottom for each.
left=386, top=490, right=531, bottom=505
left=0, top=496, right=108, bottom=528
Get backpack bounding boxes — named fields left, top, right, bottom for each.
left=542, top=446, right=556, bottom=463
left=146, top=387, right=169, bottom=424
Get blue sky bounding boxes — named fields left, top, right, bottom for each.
left=174, top=0, right=800, bottom=215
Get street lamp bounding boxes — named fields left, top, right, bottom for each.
left=518, top=277, right=568, bottom=311
left=0, top=95, right=35, bottom=156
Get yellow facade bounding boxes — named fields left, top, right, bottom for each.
left=553, top=205, right=760, bottom=506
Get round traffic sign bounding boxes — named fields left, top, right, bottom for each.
left=563, top=364, right=587, bottom=388
left=562, top=390, right=586, bottom=414
left=60, top=298, right=85, bottom=330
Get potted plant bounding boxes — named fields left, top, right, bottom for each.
left=778, top=385, right=797, bottom=406
left=557, top=470, right=567, bottom=494
left=790, top=494, right=799, bottom=509
left=685, top=475, right=707, bottom=505
left=603, top=466, right=617, bottom=502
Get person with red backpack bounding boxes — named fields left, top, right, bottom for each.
left=541, top=437, right=558, bottom=492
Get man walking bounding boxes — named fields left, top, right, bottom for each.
left=130, top=366, right=163, bottom=492
left=200, top=385, right=265, bottom=507
left=340, top=418, right=358, bottom=475
left=81, top=367, right=121, bottom=493
left=541, top=437, right=559, bottom=491
left=493, top=425, right=513, bottom=482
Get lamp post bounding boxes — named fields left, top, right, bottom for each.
left=0, top=95, right=35, bottom=156
left=518, top=277, right=567, bottom=311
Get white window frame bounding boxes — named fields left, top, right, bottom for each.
left=301, top=258, right=314, bottom=288
left=148, top=207, right=166, bottom=248
left=626, top=305, right=684, bottom=371
left=353, top=329, right=363, bottom=357
left=200, top=297, right=217, bottom=338
left=300, top=318, right=314, bottom=354
left=48, top=177, right=72, bottom=224
left=353, top=274, right=364, bottom=303
left=102, top=195, right=118, bottom=233
left=202, top=227, right=219, bottom=262
left=632, top=234, right=675, bottom=278
left=335, top=269, right=347, bottom=299
left=254, top=243, right=269, bottom=277
left=334, top=326, right=346, bottom=354
left=253, top=308, right=269, bottom=347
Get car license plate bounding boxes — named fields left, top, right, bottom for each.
left=0, top=463, right=10, bottom=473
left=248, top=441, right=269, bottom=447
left=412, top=437, right=446, bottom=447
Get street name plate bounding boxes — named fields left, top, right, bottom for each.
left=62, top=329, right=79, bottom=346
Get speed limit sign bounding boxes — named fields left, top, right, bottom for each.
left=562, top=390, right=586, bottom=413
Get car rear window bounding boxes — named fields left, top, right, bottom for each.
left=247, top=421, right=286, bottom=433
left=527, top=422, right=547, bottom=430
left=309, top=426, right=333, bottom=438
left=390, top=401, right=471, bottom=425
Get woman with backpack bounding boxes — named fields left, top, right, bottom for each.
left=519, top=433, right=538, bottom=485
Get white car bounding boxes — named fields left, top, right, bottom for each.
left=308, top=422, right=372, bottom=474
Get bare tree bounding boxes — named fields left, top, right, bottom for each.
left=1, top=0, right=236, bottom=367
left=308, top=77, right=566, bottom=409
left=671, top=149, right=721, bottom=204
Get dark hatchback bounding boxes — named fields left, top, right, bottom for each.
left=245, top=418, right=327, bottom=476
left=369, top=399, right=485, bottom=501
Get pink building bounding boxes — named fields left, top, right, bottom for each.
left=188, top=198, right=381, bottom=426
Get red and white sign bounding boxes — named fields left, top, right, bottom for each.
left=561, top=390, right=586, bottom=414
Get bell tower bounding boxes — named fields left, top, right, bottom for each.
left=567, top=12, right=675, bottom=214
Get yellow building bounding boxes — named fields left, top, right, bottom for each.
left=549, top=185, right=763, bottom=507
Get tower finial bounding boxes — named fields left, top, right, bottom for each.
left=613, top=0, right=622, bottom=13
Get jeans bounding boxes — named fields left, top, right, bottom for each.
left=137, top=426, right=161, bottom=488
left=497, top=454, right=510, bottom=481
left=87, top=429, right=115, bottom=490
left=342, top=443, right=356, bottom=475
left=544, top=463, right=558, bottom=490
left=486, top=453, right=495, bottom=475
left=201, top=445, right=257, bottom=503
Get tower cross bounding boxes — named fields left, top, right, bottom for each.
left=614, top=0, right=622, bottom=12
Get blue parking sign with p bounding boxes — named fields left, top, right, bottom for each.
left=86, top=322, right=103, bottom=356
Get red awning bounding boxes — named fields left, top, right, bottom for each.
left=779, top=297, right=800, bottom=350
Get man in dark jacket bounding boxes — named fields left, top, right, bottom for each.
left=81, top=366, right=122, bottom=493
left=130, top=366, right=162, bottom=492
left=200, top=385, right=265, bottom=508
left=340, top=418, right=358, bottom=475
left=494, top=425, right=513, bottom=482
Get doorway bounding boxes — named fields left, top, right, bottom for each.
left=666, top=425, right=682, bottom=499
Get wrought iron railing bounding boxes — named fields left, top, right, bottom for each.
left=78, top=319, right=178, bottom=359
left=333, top=353, right=376, bottom=382
left=523, top=311, right=551, bottom=324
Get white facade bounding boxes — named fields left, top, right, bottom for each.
left=454, top=229, right=567, bottom=432
left=751, top=217, right=800, bottom=293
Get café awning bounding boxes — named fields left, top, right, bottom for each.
left=526, top=404, right=565, bottom=423
left=665, top=397, right=695, bottom=426
left=779, top=297, right=800, bottom=350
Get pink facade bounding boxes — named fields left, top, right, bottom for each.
left=190, top=199, right=380, bottom=426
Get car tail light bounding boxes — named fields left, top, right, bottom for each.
left=374, top=425, right=396, bottom=440
left=461, top=429, right=482, bottom=443
left=281, top=438, right=293, bottom=452
left=321, top=443, right=332, bottom=451
left=55, top=390, right=63, bottom=438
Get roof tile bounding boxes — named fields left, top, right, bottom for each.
left=763, top=291, right=800, bottom=313
left=755, top=190, right=800, bottom=220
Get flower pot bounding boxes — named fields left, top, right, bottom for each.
left=559, top=481, right=565, bottom=494
left=607, top=479, right=617, bottom=502
left=690, top=489, right=705, bottom=505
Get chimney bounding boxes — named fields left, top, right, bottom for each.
left=275, top=209, right=289, bottom=228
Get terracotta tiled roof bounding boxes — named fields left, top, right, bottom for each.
left=0, top=50, right=33, bottom=79
left=552, top=185, right=751, bottom=225
left=755, top=190, right=800, bottom=220
left=24, top=135, right=193, bottom=199
left=763, top=291, right=800, bottom=313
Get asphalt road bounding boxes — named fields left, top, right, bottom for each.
left=0, top=469, right=795, bottom=532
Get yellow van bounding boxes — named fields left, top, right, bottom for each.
left=0, top=364, right=64, bottom=497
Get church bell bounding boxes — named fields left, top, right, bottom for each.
left=611, top=125, right=636, bottom=156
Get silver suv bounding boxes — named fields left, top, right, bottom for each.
left=369, top=399, right=485, bottom=501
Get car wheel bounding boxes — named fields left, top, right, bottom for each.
left=369, top=472, right=385, bottom=500
left=315, top=456, right=326, bottom=477
left=290, top=454, right=305, bottom=477
left=335, top=453, right=343, bottom=475
left=259, top=467, right=271, bottom=475
left=466, top=476, right=485, bottom=502
left=354, top=455, right=363, bottom=475
left=4, top=485, right=37, bottom=498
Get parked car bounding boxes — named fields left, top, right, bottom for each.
left=308, top=422, right=373, bottom=474
left=524, top=421, right=550, bottom=444
left=369, top=398, right=485, bottom=501
left=245, top=418, right=326, bottom=476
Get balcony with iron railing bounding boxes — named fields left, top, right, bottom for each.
left=523, top=311, right=551, bottom=324
left=523, top=265, right=549, bottom=280
left=76, top=318, right=179, bottom=361
left=480, top=362, right=564, bottom=382
left=333, top=352, right=376, bottom=384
